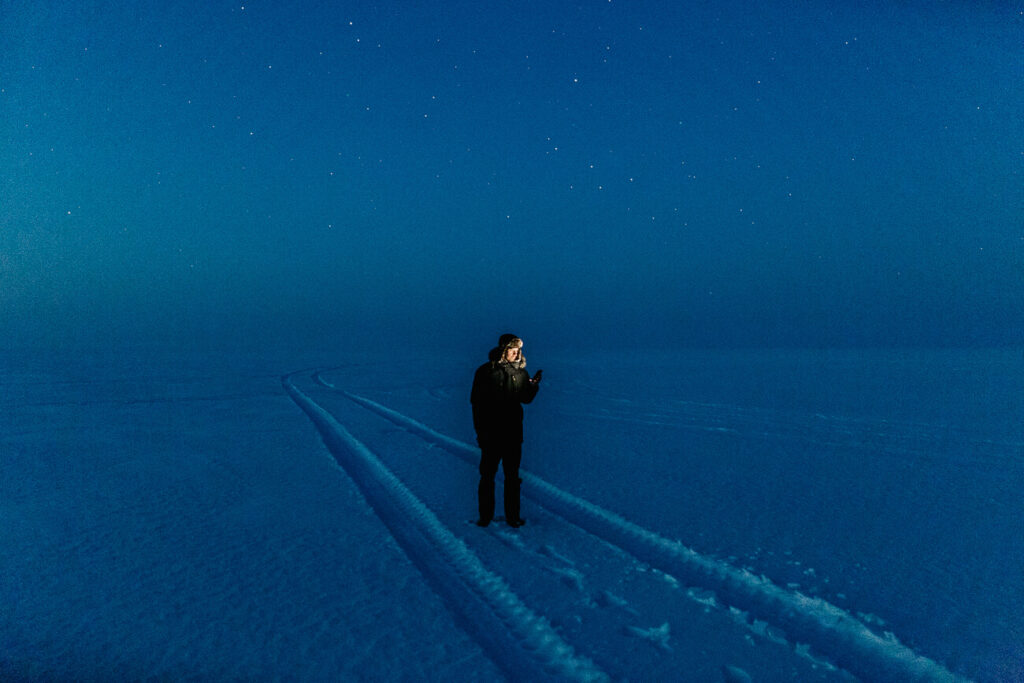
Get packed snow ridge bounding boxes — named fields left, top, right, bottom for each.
left=310, top=370, right=966, bottom=683
left=284, top=374, right=608, bottom=682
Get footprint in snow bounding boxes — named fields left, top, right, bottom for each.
left=544, top=565, right=586, bottom=592
left=492, top=528, right=528, bottom=550
left=537, top=544, right=576, bottom=567
left=721, top=665, right=754, bottom=682
left=593, top=589, right=640, bottom=617
left=624, top=622, right=671, bottom=651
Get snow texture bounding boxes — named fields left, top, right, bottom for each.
left=5, top=349, right=1019, bottom=681
left=284, top=374, right=608, bottom=682
left=321, top=376, right=966, bottom=682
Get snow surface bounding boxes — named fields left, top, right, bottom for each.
left=2, top=348, right=1021, bottom=681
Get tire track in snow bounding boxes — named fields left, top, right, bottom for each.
left=282, top=374, right=608, bottom=683
left=318, top=375, right=967, bottom=683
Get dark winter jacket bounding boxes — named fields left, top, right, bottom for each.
left=470, top=354, right=539, bottom=446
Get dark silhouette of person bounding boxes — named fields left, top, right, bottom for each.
left=470, top=334, right=542, bottom=527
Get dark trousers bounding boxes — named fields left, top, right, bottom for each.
left=478, top=442, right=522, bottom=523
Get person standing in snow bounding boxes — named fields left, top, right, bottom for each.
left=470, top=334, right=542, bottom=528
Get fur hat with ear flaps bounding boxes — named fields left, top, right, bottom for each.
left=492, top=333, right=526, bottom=369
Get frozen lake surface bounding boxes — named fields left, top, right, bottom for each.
left=2, top=348, right=1021, bottom=681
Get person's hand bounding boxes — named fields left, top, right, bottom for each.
left=531, top=369, right=543, bottom=384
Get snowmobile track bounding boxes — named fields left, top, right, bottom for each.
left=283, top=374, right=609, bottom=682
left=312, top=370, right=967, bottom=683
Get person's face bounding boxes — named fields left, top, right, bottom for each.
left=504, top=344, right=521, bottom=362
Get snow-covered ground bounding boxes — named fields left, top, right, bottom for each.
left=2, top=348, right=1021, bottom=681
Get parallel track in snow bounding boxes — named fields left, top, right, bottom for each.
left=312, top=371, right=968, bottom=683
left=283, top=374, right=609, bottom=683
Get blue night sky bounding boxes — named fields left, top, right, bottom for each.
left=2, top=1, right=1022, bottom=352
